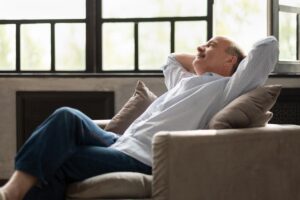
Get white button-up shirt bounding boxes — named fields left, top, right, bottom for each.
left=110, top=36, right=279, bottom=166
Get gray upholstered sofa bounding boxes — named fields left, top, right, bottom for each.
left=66, top=84, right=300, bottom=200
left=66, top=123, right=300, bottom=200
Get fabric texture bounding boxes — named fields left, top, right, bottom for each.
left=67, top=172, right=152, bottom=199
left=105, top=80, right=157, bottom=135
left=208, top=85, right=282, bottom=129
left=152, top=125, right=300, bottom=200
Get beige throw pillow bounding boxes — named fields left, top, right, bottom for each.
left=67, top=172, right=152, bottom=199
left=208, top=85, right=282, bottom=129
left=105, top=80, right=157, bottom=135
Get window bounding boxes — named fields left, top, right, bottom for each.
left=100, top=0, right=212, bottom=73
left=1, top=0, right=297, bottom=75
left=0, top=0, right=85, bottom=73
left=215, top=0, right=300, bottom=75
left=0, top=0, right=213, bottom=74
left=269, top=0, right=300, bottom=74
left=214, top=0, right=267, bottom=53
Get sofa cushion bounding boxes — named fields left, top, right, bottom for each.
left=105, top=80, right=157, bottom=135
left=67, top=172, right=152, bottom=199
left=208, top=85, right=282, bottom=129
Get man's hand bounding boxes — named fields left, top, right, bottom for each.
left=174, top=53, right=196, bottom=74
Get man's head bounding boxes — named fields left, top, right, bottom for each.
left=192, top=36, right=246, bottom=76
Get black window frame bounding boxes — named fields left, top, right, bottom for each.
left=0, top=0, right=214, bottom=76
left=268, top=0, right=300, bottom=75
left=0, top=19, right=86, bottom=74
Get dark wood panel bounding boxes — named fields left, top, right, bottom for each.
left=270, top=88, right=300, bottom=125
left=16, top=91, right=114, bottom=150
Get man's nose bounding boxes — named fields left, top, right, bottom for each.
left=197, top=45, right=205, bottom=52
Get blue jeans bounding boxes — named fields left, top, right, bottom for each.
left=15, top=107, right=151, bottom=200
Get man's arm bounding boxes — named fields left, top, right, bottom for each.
left=174, top=53, right=196, bottom=74
left=223, top=36, right=279, bottom=105
left=162, top=54, right=195, bottom=90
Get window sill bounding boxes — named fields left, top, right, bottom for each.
left=0, top=72, right=300, bottom=78
left=269, top=72, right=300, bottom=78
left=0, top=72, right=164, bottom=78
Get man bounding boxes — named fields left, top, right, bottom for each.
left=0, top=36, right=278, bottom=200
left=175, top=36, right=245, bottom=76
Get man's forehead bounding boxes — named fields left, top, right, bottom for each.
left=208, top=36, right=232, bottom=46
left=207, top=39, right=218, bottom=44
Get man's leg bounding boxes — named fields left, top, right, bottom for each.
left=1, top=107, right=119, bottom=200
left=15, top=107, right=119, bottom=184
left=24, top=146, right=151, bottom=200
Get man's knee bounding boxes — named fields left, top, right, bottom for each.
left=53, top=107, right=78, bottom=119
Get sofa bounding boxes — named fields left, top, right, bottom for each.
left=66, top=123, right=300, bottom=200
left=65, top=82, right=300, bottom=200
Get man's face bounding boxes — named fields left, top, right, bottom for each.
left=192, top=36, right=235, bottom=76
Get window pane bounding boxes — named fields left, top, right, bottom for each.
left=279, top=0, right=300, bottom=7
left=0, top=25, right=16, bottom=70
left=214, top=0, right=267, bottom=53
left=102, top=23, right=134, bottom=71
left=21, top=24, right=51, bottom=71
left=139, top=22, right=170, bottom=70
left=0, top=0, right=85, bottom=19
left=175, top=21, right=207, bottom=53
left=279, top=12, right=297, bottom=61
left=55, top=23, right=86, bottom=71
left=103, top=0, right=207, bottom=18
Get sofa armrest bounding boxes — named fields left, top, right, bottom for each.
left=93, top=119, right=111, bottom=129
left=152, top=125, right=300, bottom=200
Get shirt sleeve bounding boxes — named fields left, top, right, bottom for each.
left=222, top=36, right=279, bottom=105
left=161, top=54, right=195, bottom=90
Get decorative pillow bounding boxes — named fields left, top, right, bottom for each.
left=105, top=80, right=157, bottom=135
left=67, top=172, right=152, bottom=199
left=208, top=85, right=282, bottom=129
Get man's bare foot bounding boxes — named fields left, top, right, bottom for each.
left=1, top=171, right=37, bottom=200
left=1, top=185, right=23, bottom=200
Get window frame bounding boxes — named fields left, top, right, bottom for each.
left=0, top=0, right=214, bottom=75
left=0, top=19, right=86, bottom=73
left=96, top=0, right=213, bottom=73
left=268, top=0, right=300, bottom=75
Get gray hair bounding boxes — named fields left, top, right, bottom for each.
left=225, top=44, right=246, bottom=75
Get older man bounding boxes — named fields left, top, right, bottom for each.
left=0, top=36, right=278, bottom=200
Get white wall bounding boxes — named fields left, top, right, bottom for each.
left=0, top=76, right=299, bottom=179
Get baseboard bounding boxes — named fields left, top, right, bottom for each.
left=0, top=179, right=8, bottom=186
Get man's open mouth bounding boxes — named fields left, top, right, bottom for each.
left=197, top=53, right=205, bottom=59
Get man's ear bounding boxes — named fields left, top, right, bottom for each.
left=225, top=55, right=238, bottom=68
left=222, top=55, right=238, bottom=76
